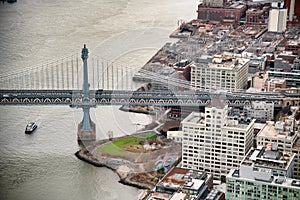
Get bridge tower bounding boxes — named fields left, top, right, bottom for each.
left=77, top=44, right=96, bottom=142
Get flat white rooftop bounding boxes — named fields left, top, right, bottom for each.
left=182, top=112, right=205, bottom=125
left=167, top=131, right=183, bottom=137
left=170, top=192, right=188, bottom=200
left=257, top=122, right=295, bottom=140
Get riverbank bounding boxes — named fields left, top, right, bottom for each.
left=75, top=132, right=182, bottom=191
left=75, top=149, right=150, bottom=199
left=75, top=148, right=153, bottom=189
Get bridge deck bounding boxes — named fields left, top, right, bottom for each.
left=0, top=89, right=291, bottom=107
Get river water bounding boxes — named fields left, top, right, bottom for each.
left=0, top=0, right=198, bottom=199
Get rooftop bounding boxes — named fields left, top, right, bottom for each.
left=227, top=168, right=300, bottom=189
left=206, top=189, right=224, bottom=200
left=241, top=145, right=295, bottom=170
left=182, top=111, right=254, bottom=130
left=254, top=122, right=266, bottom=130
left=257, top=121, right=296, bottom=140
left=167, top=131, right=183, bottom=137
left=224, top=118, right=255, bottom=130
left=182, top=112, right=206, bottom=125
left=148, top=192, right=171, bottom=200
left=199, top=57, right=249, bottom=71
left=232, top=4, right=245, bottom=9
left=169, top=192, right=188, bottom=200
left=157, top=167, right=209, bottom=189
left=246, top=8, right=264, bottom=13
left=183, top=178, right=205, bottom=191
left=148, top=167, right=213, bottom=200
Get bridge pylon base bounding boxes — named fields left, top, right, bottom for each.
left=77, top=120, right=96, bottom=142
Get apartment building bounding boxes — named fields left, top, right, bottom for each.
left=257, top=106, right=300, bottom=178
left=226, top=145, right=300, bottom=200
left=245, top=101, right=274, bottom=122
left=181, top=99, right=255, bottom=181
left=191, top=56, right=249, bottom=92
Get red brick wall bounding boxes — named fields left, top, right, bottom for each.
left=284, top=0, right=300, bottom=20
left=197, top=5, right=245, bottom=23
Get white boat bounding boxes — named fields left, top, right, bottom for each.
left=25, top=122, right=37, bottom=134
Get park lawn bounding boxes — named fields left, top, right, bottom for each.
left=99, top=137, right=142, bottom=155
left=112, top=137, right=141, bottom=148
left=98, top=135, right=157, bottom=155
left=98, top=143, right=125, bottom=156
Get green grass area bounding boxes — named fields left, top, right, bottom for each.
left=98, top=135, right=158, bottom=155
left=98, top=143, right=125, bottom=155
left=113, top=137, right=141, bottom=147
left=99, top=137, right=142, bottom=155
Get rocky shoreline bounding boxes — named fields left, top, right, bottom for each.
left=75, top=149, right=153, bottom=190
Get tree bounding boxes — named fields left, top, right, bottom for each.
left=157, top=166, right=165, bottom=174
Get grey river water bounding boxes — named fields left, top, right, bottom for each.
left=0, top=0, right=198, bottom=199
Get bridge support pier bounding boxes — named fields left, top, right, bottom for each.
left=77, top=120, right=96, bottom=141
left=77, top=44, right=96, bottom=142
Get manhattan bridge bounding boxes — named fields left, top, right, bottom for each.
left=0, top=45, right=299, bottom=140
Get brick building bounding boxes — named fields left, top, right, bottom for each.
left=197, top=3, right=246, bottom=23
left=246, top=8, right=264, bottom=24
left=246, top=5, right=270, bottom=24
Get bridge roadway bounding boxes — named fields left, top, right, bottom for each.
left=0, top=89, right=292, bottom=108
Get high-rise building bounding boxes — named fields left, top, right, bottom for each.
left=268, top=5, right=288, bottom=33
left=191, top=56, right=249, bottom=92
left=226, top=145, right=300, bottom=200
left=257, top=106, right=300, bottom=178
left=181, top=99, right=255, bottom=181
